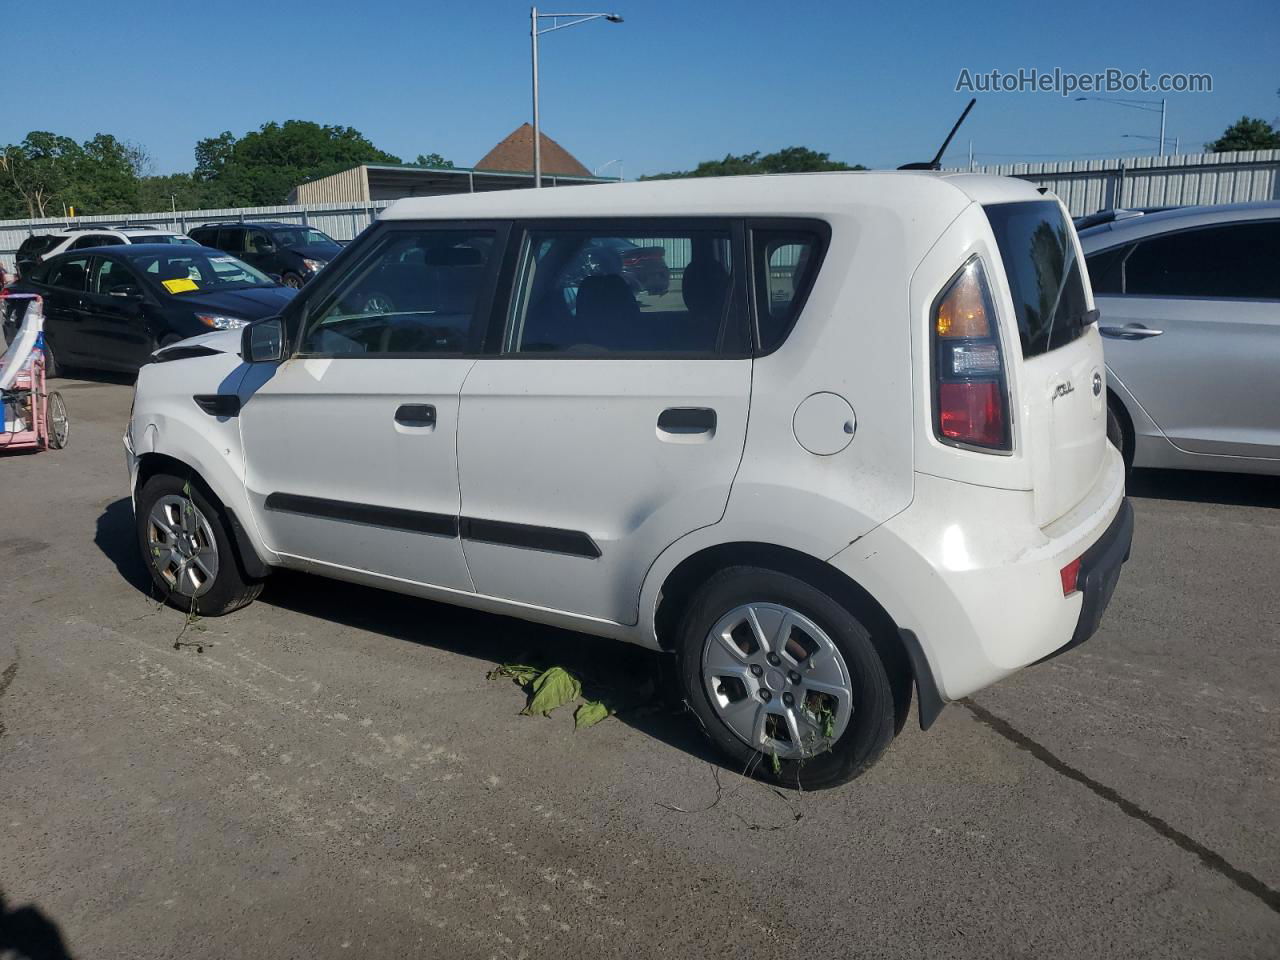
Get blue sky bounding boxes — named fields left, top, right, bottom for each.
left=10, top=0, right=1277, bottom=177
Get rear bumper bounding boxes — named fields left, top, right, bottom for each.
left=1038, top=497, right=1133, bottom=663
left=829, top=444, right=1130, bottom=715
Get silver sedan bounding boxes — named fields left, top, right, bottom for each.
left=1079, top=202, right=1280, bottom=475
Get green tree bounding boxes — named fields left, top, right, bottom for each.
left=642, top=146, right=864, bottom=180
left=0, top=131, right=142, bottom=217
left=196, top=121, right=401, bottom=206
left=1206, top=117, right=1280, bottom=152
left=414, top=153, right=454, bottom=168
left=137, top=172, right=215, bottom=212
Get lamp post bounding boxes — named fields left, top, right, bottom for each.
left=1076, top=96, right=1168, bottom=156
left=531, top=7, right=624, bottom=188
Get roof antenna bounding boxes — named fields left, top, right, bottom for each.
left=898, top=98, right=977, bottom=171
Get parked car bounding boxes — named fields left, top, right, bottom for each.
left=125, top=173, right=1131, bottom=788
left=5, top=244, right=295, bottom=375
left=1081, top=202, right=1280, bottom=474
left=15, top=226, right=198, bottom=278
left=188, top=222, right=342, bottom=289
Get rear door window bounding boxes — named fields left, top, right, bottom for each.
left=216, top=227, right=246, bottom=253
left=48, top=257, right=91, bottom=291
left=1121, top=221, right=1280, bottom=299
left=506, top=222, right=738, bottom=355
left=984, top=200, right=1090, bottom=357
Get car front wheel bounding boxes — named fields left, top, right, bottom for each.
left=135, top=473, right=263, bottom=615
left=676, top=566, right=896, bottom=790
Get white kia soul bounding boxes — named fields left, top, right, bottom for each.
left=126, top=172, right=1132, bottom=788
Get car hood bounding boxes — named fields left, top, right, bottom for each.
left=290, top=244, right=340, bottom=261
left=175, top=285, right=297, bottom=317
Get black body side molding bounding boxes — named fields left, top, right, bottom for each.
left=264, top=493, right=459, bottom=538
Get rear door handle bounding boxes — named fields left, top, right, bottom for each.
left=1100, top=324, right=1163, bottom=339
left=658, top=407, right=717, bottom=434
left=395, top=403, right=436, bottom=427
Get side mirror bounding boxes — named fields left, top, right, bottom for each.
left=254, top=241, right=276, bottom=254
left=242, top=316, right=284, bottom=363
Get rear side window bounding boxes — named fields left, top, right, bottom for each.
left=189, top=228, right=216, bottom=246
left=1120, top=222, right=1280, bottom=299
left=984, top=200, right=1090, bottom=358
left=301, top=229, right=498, bottom=356
left=752, top=227, right=824, bottom=353
left=506, top=223, right=736, bottom=355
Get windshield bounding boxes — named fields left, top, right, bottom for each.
left=984, top=200, right=1090, bottom=358
left=136, top=250, right=276, bottom=296
left=272, top=227, right=339, bottom=250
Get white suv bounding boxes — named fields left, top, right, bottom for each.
left=16, top=226, right=197, bottom=277
left=125, top=173, right=1132, bottom=788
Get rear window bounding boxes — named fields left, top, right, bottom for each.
left=984, top=200, right=1090, bottom=358
left=17, top=235, right=63, bottom=259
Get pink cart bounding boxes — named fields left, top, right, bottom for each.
left=0, top=293, right=70, bottom=454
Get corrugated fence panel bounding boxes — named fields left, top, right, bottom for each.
left=0, top=200, right=392, bottom=263
left=947, top=150, right=1280, bottom=216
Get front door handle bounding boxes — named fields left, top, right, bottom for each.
left=395, top=403, right=436, bottom=427
left=658, top=407, right=717, bottom=435
left=1100, top=324, right=1163, bottom=340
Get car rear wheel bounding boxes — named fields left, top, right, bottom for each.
left=1106, top=399, right=1134, bottom=473
left=135, top=473, right=262, bottom=616
left=676, top=566, right=897, bottom=790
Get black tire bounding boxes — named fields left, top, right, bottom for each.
left=135, top=472, right=263, bottom=616
left=676, top=566, right=897, bottom=790
left=282, top=272, right=304, bottom=289
left=1106, top=399, right=1134, bottom=473
left=42, top=339, right=60, bottom=379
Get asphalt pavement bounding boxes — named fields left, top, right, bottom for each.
left=1, top=376, right=1277, bottom=959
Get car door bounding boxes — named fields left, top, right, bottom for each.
left=237, top=222, right=507, bottom=591
left=37, top=256, right=93, bottom=365
left=456, top=219, right=751, bottom=625
left=82, top=256, right=150, bottom=369
left=1093, top=219, right=1280, bottom=460
left=216, top=227, right=247, bottom=260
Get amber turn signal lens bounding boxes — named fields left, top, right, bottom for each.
left=935, top=264, right=990, bottom=338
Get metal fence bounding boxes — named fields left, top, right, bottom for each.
left=0, top=200, right=392, bottom=265
left=945, top=149, right=1280, bottom=216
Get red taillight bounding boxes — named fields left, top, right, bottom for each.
left=1060, top=556, right=1083, bottom=596
left=938, top=381, right=1006, bottom=447
left=932, top=258, right=1011, bottom=451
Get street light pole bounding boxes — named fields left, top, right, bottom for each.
left=1076, top=96, right=1170, bottom=157
left=531, top=6, right=541, bottom=188
left=530, top=8, right=624, bottom=188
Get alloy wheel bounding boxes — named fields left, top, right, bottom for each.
left=702, top=603, right=854, bottom=760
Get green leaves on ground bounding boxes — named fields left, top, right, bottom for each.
left=522, top=667, right=582, bottom=718
left=489, top=663, right=614, bottom=729
left=574, top=700, right=612, bottom=729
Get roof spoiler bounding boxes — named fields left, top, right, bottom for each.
left=898, top=99, right=976, bottom=171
